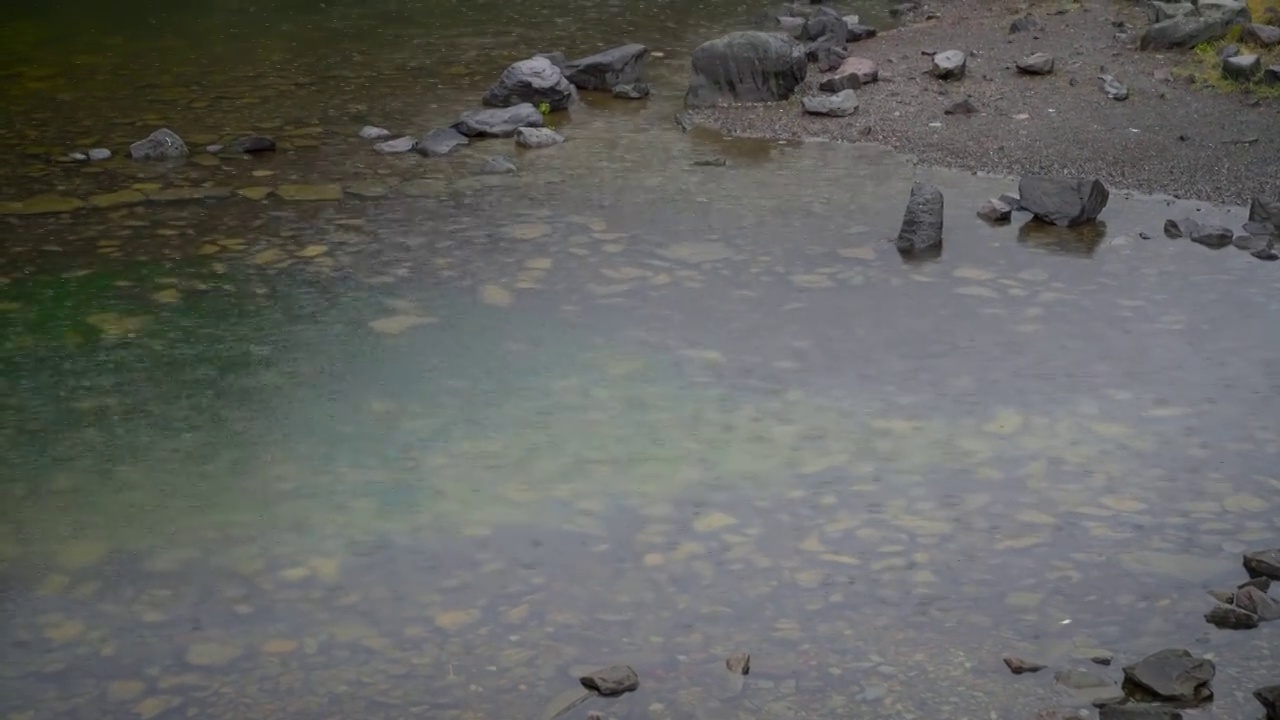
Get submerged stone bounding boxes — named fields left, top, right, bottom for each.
left=1018, top=176, right=1109, bottom=227
left=359, top=125, right=392, bottom=139
left=0, top=193, right=85, bottom=215
left=480, top=156, right=518, bottom=174
left=275, top=184, right=343, bottom=201
left=229, top=135, right=276, bottom=153
left=88, top=189, right=147, bottom=208
left=563, top=44, right=649, bottom=91
left=1121, top=649, right=1214, bottom=703
left=419, top=127, right=469, bottom=157
left=1004, top=656, right=1047, bottom=674
left=130, top=128, right=188, bottom=160
left=579, top=665, right=639, bottom=696
left=1245, top=549, right=1280, bottom=579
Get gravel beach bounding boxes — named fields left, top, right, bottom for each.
left=690, top=0, right=1280, bottom=204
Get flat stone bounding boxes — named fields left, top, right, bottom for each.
left=1019, top=176, right=1109, bottom=227
left=344, top=180, right=391, bottom=198
left=453, top=103, right=545, bottom=138
left=374, top=136, right=417, bottom=153
left=130, top=128, right=188, bottom=160
left=87, top=148, right=112, bottom=161
left=1245, top=549, right=1280, bottom=580
left=931, top=50, right=967, bottom=80
left=229, top=135, right=276, bottom=153
left=418, top=127, right=469, bottom=157
left=1204, top=603, right=1260, bottom=629
left=579, top=665, right=640, bottom=696
left=1234, top=585, right=1280, bottom=620
left=1223, top=54, right=1261, bottom=81
left=1017, top=52, right=1055, bottom=75
left=0, top=193, right=85, bottom=215
left=1188, top=223, right=1234, bottom=248
left=359, top=125, right=392, bottom=139
left=185, top=642, right=242, bottom=667
left=88, top=189, right=147, bottom=208
left=145, top=186, right=232, bottom=202
left=1243, top=23, right=1280, bottom=46
left=1005, top=656, right=1047, bottom=674
left=819, top=56, right=878, bottom=92
left=1056, top=669, right=1126, bottom=707
left=978, top=199, right=1013, bottom=222
left=275, top=184, right=343, bottom=201
left=514, top=127, right=565, bottom=149
left=1121, top=649, right=1214, bottom=703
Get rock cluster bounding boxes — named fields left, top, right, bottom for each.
left=1163, top=200, right=1279, bottom=261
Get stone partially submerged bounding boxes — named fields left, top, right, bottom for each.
left=895, top=181, right=944, bottom=257
left=1139, top=11, right=1240, bottom=50
left=514, top=127, right=565, bottom=149
left=579, top=665, right=639, bottom=696
left=563, top=44, right=648, bottom=91
left=418, top=127, right=469, bottom=157
left=1018, top=176, right=1109, bottom=227
left=452, top=104, right=545, bottom=138
left=482, top=57, right=577, bottom=110
left=685, top=31, right=807, bottom=108
left=1121, top=649, right=1214, bottom=704
left=129, top=128, right=188, bottom=160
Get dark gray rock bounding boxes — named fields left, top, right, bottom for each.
left=1100, top=74, right=1129, bottom=100
left=1164, top=217, right=1199, bottom=238
left=418, top=128, right=469, bottom=157
left=1249, top=197, right=1280, bottom=225
left=1223, top=53, right=1261, bottom=80
left=1254, top=246, right=1280, bottom=260
left=479, top=155, right=517, bottom=174
left=1243, top=220, right=1276, bottom=237
left=1205, top=603, right=1260, bottom=628
left=533, top=51, right=567, bottom=70
left=1189, top=223, right=1234, bottom=248
left=1245, top=548, right=1280, bottom=580
left=564, top=44, right=648, bottom=91
left=847, top=23, right=878, bottom=41
left=514, top=127, right=565, bottom=149
left=612, top=82, right=651, bottom=99
left=806, top=33, right=849, bottom=72
left=1232, top=234, right=1270, bottom=251
left=230, top=135, right=276, bottom=153
left=802, top=12, right=848, bottom=41
left=1121, top=649, right=1214, bottom=703
left=129, top=128, right=188, bottom=160
left=777, top=15, right=807, bottom=37
left=889, top=2, right=919, bottom=18
left=1265, top=64, right=1280, bottom=84
left=1140, top=14, right=1235, bottom=50
left=998, top=193, right=1022, bottom=210
left=931, top=50, right=967, bottom=80
left=579, top=665, right=640, bottom=696
left=1243, top=22, right=1280, bottom=45
left=1234, top=585, right=1280, bottom=620
left=452, top=104, right=545, bottom=138
left=944, top=98, right=979, bottom=115
left=483, top=57, right=577, bottom=110
left=802, top=89, right=859, bottom=116
left=359, top=125, right=392, bottom=139
left=819, top=56, right=878, bottom=91
left=1146, top=1, right=1196, bottom=23
left=978, top=199, right=1013, bottom=222
left=1056, top=669, right=1126, bottom=707
left=1241, top=576, right=1274, bottom=593
left=1010, top=13, right=1044, bottom=32
left=685, top=32, right=807, bottom=108
left=87, top=148, right=112, bottom=161
left=1198, top=0, right=1252, bottom=24
left=1018, top=176, right=1109, bottom=227
left=1003, top=656, right=1046, bottom=674
left=374, top=136, right=417, bottom=154
left=1256, top=685, right=1280, bottom=720
left=1099, top=704, right=1183, bottom=720
left=1017, top=52, right=1055, bottom=74
left=895, top=181, right=944, bottom=256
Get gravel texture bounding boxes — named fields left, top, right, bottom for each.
left=690, top=0, right=1280, bottom=204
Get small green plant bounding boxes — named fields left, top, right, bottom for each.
left=535, top=101, right=556, bottom=129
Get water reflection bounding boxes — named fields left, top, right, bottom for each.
left=1017, top=219, right=1109, bottom=257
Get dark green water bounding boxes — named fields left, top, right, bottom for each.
left=2, top=1, right=1279, bottom=719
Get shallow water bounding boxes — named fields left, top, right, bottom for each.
left=2, top=1, right=1280, bottom=719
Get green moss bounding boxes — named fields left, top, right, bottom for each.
left=1184, top=28, right=1280, bottom=98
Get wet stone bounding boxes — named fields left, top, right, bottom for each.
left=345, top=180, right=391, bottom=198
left=418, top=127, right=469, bottom=157
left=0, top=194, right=85, bottom=214
left=1121, top=649, right=1214, bottom=703
left=1244, top=549, right=1280, bottom=580
left=1241, top=576, right=1273, bottom=593
left=87, top=147, right=112, bottom=161
left=1056, top=668, right=1125, bottom=706
left=483, top=56, right=577, bottom=109
left=480, top=155, right=518, bottom=174
left=1234, top=585, right=1280, bottom=620
left=1005, top=656, right=1047, bottom=674
left=579, top=665, right=640, bottom=696
left=1188, top=223, right=1233, bottom=249
left=229, top=135, right=276, bottom=153
left=726, top=652, right=751, bottom=675
left=1163, top=217, right=1198, bottom=238
left=359, top=125, right=392, bottom=139
left=895, top=181, right=944, bottom=257
left=453, top=103, right=545, bottom=138
left=88, top=189, right=147, bottom=208
left=515, top=127, right=565, bottom=149
left=1018, top=176, right=1109, bottom=227
left=374, top=136, right=417, bottom=154
left=612, top=83, right=651, bottom=99
left=184, top=642, right=243, bottom=667
left=1205, top=603, right=1260, bottom=629
left=978, top=198, right=1012, bottom=222
left=1256, top=685, right=1280, bottom=720
left=130, top=128, right=188, bottom=160
left=563, top=43, right=649, bottom=91
left=275, top=184, right=343, bottom=201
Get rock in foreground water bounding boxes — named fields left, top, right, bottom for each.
left=418, top=128, right=469, bottom=157
left=1204, top=603, right=1260, bottom=629
left=1256, top=685, right=1280, bottom=720
left=1245, top=549, right=1280, bottom=580
left=130, top=128, right=188, bottom=160
left=1018, top=176, right=1109, bottom=227
left=230, top=135, right=276, bottom=153
left=1233, top=585, right=1280, bottom=620
left=579, top=665, right=639, bottom=696
left=895, top=181, right=944, bottom=256
left=1188, top=223, right=1234, bottom=248
left=453, top=104, right=545, bottom=138
left=564, top=44, right=648, bottom=91
left=685, top=32, right=807, bottom=108
left=612, top=83, right=651, bottom=99
left=514, top=127, right=565, bottom=149
left=1121, top=649, right=1214, bottom=703
left=483, top=57, right=577, bottom=110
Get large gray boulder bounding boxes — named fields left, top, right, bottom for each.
left=482, top=57, right=577, bottom=110
left=685, top=32, right=808, bottom=108
left=1243, top=22, right=1280, bottom=46
left=563, top=44, right=648, bottom=91
left=129, top=128, right=188, bottom=160
left=1139, top=9, right=1243, bottom=49
left=895, top=181, right=944, bottom=256
left=1018, top=176, right=1109, bottom=227
left=452, top=104, right=545, bottom=138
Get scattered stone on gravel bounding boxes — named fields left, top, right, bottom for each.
left=359, top=125, right=392, bottom=139
left=807, top=33, right=850, bottom=72
left=931, top=50, right=968, bottom=80
left=944, top=98, right=979, bottom=115
left=1146, top=2, right=1196, bottom=23
left=819, top=56, right=879, bottom=91
left=1265, top=65, right=1280, bottom=84
left=483, top=56, right=577, bottom=110
left=802, top=89, right=859, bottom=116
left=685, top=31, right=807, bottom=107
left=479, top=155, right=518, bottom=174
left=418, top=127, right=469, bottom=157
left=453, top=104, right=545, bottom=137
left=514, top=126, right=565, bottom=149
left=230, top=135, right=276, bottom=153
left=1099, top=704, right=1183, bottom=720
left=1163, top=217, right=1198, bottom=238
left=1121, top=649, right=1214, bottom=704
left=1099, top=74, right=1129, bottom=100
left=1234, top=585, right=1280, bottom=620
left=564, top=44, right=648, bottom=91
left=895, top=181, right=944, bottom=257
left=1017, top=52, right=1055, bottom=74
left=1256, top=685, right=1280, bottom=720
left=129, top=128, right=188, bottom=160
left=1004, top=656, right=1046, bottom=674
left=1018, top=176, right=1109, bottom=227
left=1188, top=223, right=1234, bottom=248
left=1244, top=548, right=1280, bottom=576
left=612, top=82, right=651, bottom=99
left=1223, top=54, right=1262, bottom=81
left=1205, top=603, right=1261, bottom=629
left=87, top=148, right=112, bottom=161
left=374, top=136, right=417, bottom=154
left=579, top=665, right=640, bottom=696
left=1243, top=22, right=1280, bottom=46
left=848, top=23, right=878, bottom=41
left=1009, top=13, right=1044, bottom=33
left=1139, top=14, right=1234, bottom=50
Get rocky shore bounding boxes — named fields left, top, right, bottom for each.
left=686, top=0, right=1280, bottom=205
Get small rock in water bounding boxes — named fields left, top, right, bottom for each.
left=230, top=135, right=276, bottom=153
left=358, top=125, right=392, bottom=139
left=1017, top=52, right=1055, bottom=74
left=1231, top=234, right=1270, bottom=252
left=129, top=128, right=188, bottom=160
left=205, top=144, right=224, bottom=154
left=1256, top=684, right=1280, bottom=720
left=1223, top=54, right=1262, bottom=81
left=87, top=148, right=112, bottom=161
left=453, top=103, right=545, bottom=138
left=1099, top=74, right=1129, bottom=100
left=612, top=82, right=651, bottom=99
left=514, top=127, right=565, bottom=148
left=1055, top=669, right=1126, bottom=707
left=1121, top=649, right=1214, bottom=703
left=374, top=136, right=418, bottom=154
left=563, top=43, right=649, bottom=91
left=1234, top=585, right=1280, bottom=620
left=579, top=665, right=640, bottom=696
left=1004, top=656, right=1047, bottom=674
left=1099, top=704, right=1183, bottom=720
left=480, top=155, right=518, bottom=174
left=1010, top=13, right=1044, bottom=33
left=931, top=50, right=967, bottom=80
left=1163, top=217, right=1198, bottom=238
left=418, top=128, right=468, bottom=157
left=1188, top=223, right=1233, bottom=248
left=725, top=652, right=751, bottom=675
left=978, top=199, right=1013, bottom=222
left=1205, top=603, right=1260, bottom=629
left=801, top=89, right=859, bottom=116
left=691, top=157, right=727, bottom=166
left=895, top=181, right=944, bottom=257
left=483, top=56, right=577, bottom=110
left=944, top=98, right=978, bottom=115
left=1019, top=176, right=1109, bottom=227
